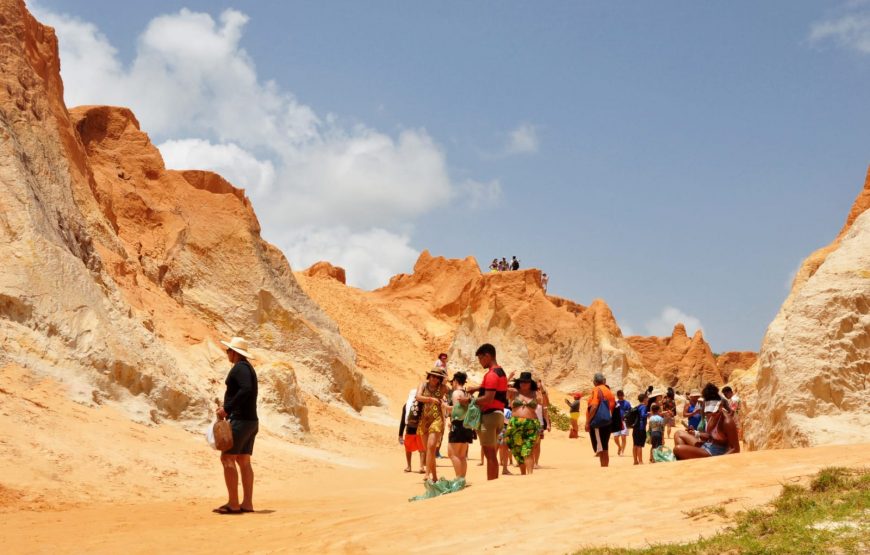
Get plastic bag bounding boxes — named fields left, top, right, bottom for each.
left=408, top=477, right=466, bottom=502
left=653, top=446, right=676, bottom=462
left=463, top=398, right=481, bottom=430
left=205, top=424, right=217, bottom=449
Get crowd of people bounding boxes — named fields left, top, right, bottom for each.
left=399, top=348, right=743, bottom=485
left=488, top=256, right=521, bottom=272
left=399, top=346, right=553, bottom=483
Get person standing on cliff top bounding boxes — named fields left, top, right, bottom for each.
left=510, top=256, right=520, bottom=271
left=541, top=273, right=549, bottom=293
left=466, top=343, right=508, bottom=480
left=214, top=337, right=259, bottom=515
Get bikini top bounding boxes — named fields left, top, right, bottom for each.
left=512, top=395, right=538, bottom=409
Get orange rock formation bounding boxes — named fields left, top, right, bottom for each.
left=626, top=324, right=723, bottom=391
left=303, top=261, right=347, bottom=284
left=715, top=351, right=758, bottom=382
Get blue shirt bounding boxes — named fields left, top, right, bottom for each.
left=687, top=401, right=702, bottom=430
left=636, top=404, right=649, bottom=430
left=616, top=399, right=631, bottom=419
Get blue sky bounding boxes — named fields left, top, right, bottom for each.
left=32, top=1, right=870, bottom=351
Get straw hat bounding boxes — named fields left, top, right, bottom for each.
left=426, top=367, right=448, bottom=380
left=220, top=336, right=253, bottom=359
left=688, top=390, right=701, bottom=398
left=649, top=389, right=665, bottom=399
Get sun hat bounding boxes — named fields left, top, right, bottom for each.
left=512, top=371, right=538, bottom=391
left=220, top=336, right=253, bottom=359
left=688, top=390, right=701, bottom=398
left=427, top=367, right=448, bottom=380
left=649, top=389, right=665, bottom=399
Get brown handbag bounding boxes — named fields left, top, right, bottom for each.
left=213, top=399, right=234, bottom=451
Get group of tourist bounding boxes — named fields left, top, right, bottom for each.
left=488, top=256, right=521, bottom=272
left=400, top=345, right=553, bottom=482
left=580, top=379, right=742, bottom=466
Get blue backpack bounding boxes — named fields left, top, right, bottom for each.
left=589, top=387, right=612, bottom=428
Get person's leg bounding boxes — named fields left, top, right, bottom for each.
left=418, top=449, right=426, bottom=473
left=532, top=439, right=541, bottom=468
left=478, top=444, right=484, bottom=466
left=483, top=446, right=499, bottom=480
left=673, top=430, right=697, bottom=447
left=448, top=442, right=462, bottom=478
left=426, top=433, right=440, bottom=480
left=673, top=445, right=711, bottom=460
left=405, top=449, right=413, bottom=471
left=457, top=443, right=468, bottom=477
left=599, top=429, right=610, bottom=467
left=237, top=455, right=254, bottom=510
left=220, top=454, right=240, bottom=509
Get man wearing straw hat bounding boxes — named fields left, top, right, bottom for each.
left=213, top=337, right=259, bottom=515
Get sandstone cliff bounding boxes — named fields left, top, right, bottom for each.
left=744, top=168, right=870, bottom=450
left=715, top=351, right=757, bottom=383
left=0, top=0, right=376, bottom=434
left=626, top=324, right=723, bottom=391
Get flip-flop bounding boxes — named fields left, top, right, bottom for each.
left=213, top=505, right=242, bottom=515
left=240, top=508, right=255, bottom=513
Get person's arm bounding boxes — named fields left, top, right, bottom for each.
left=415, top=383, right=435, bottom=404
left=725, top=416, right=741, bottom=454
left=223, top=364, right=253, bottom=416
left=565, top=399, right=572, bottom=409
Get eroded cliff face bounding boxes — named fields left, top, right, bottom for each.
left=744, top=168, right=870, bottom=450
left=0, top=0, right=376, bottom=434
left=626, top=324, right=723, bottom=391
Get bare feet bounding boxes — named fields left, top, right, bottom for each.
left=502, top=468, right=513, bottom=475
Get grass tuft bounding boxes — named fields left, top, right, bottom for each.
left=576, top=467, right=870, bottom=555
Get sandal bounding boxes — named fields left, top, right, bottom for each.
left=240, top=507, right=255, bottom=513
left=213, top=505, right=242, bottom=515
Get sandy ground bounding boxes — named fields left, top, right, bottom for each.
left=2, top=363, right=868, bottom=554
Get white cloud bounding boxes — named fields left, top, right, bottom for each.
left=33, top=4, right=495, bottom=287
left=809, top=11, right=870, bottom=54
left=458, top=179, right=503, bottom=209
left=159, top=139, right=276, bottom=196
left=644, top=306, right=704, bottom=337
left=274, top=227, right=419, bottom=289
left=506, top=123, right=539, bottom=154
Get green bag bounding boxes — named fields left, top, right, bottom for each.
left=463, top=398, right=481, bottom=430
left=653, top=446, right=676, bottom=462
left=408, top=477, right=467, bottom=502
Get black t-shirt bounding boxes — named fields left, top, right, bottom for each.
left=224, top=359, right=258, bottom=420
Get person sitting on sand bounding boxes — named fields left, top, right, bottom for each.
left=673, top=383, right=740, bottom=460
left=447, top=372, right=473, bottom=478
left=416, top=367, right=450, bottom=481
left=214, top=337, right=259, bottom=515
left=613, top=390, right=631, bottom=456
left=505, top=372, right=542, bottom=475
left=647, top=403, right=665, bottom=463
left=632, top=392, right=649, bottom=465
left=585, top=373, right=616, bottom=467
left=684, top=390, right=703, bottom=431
left=566, top=392, right=582, bottom=438
left=399, top=389, right=426, bottom=473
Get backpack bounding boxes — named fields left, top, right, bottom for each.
left=624, top=406, right=640, bottom=429
left=589, top=387, right=612, bottom=428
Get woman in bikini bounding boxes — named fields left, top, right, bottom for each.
left=505, top=372, right=542, bottom=475
left=673, top=383, right=740, bottom=460
left=416, top=367, right=450, bottom=481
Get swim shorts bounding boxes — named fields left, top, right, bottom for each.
left=404, top=433, right=425, bottom=453
left=478, top=411, right=505, bottom=447
left=650, top=431, right=663, bottom=449
left=448, top=419, right=474, bottom=444
left=225, top=419, right=258, bottom=455
left=632, top=427, right=647, bottom=448
left=701, top=441, right=728, bottom=456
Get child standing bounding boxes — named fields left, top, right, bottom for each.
left=648, top=403, right=665, bottom=463
left=632, top=393, right=649, bottom=465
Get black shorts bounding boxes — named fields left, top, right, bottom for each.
left=448, top=419, right=474, bottom=444
left=650, top=431, right=663, bottom=448
left=225, top=419, right=258, bottom=455
left=632, top=427, right=647, bottom=447
left=590, top=425, right=611, bottom=453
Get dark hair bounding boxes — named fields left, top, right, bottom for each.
left=438, top=353, right=448, bottom=360
left=666, top=387, right=675, bottom=400
left=475, top=343, right=496, bottom=357
left=651, top=403, right=661, bottom=413
left=637, top=392, right=648, bottom=403
left=451, top=371, right=467, bottom=385
left=702, top=382, right=721, bottom=402
left=721, top=386, right=733, bottom=395
left=616, top=389, right=624, bottom=397
left=646, top=385, right=654, bottom=394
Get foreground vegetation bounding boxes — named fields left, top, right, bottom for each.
left=578, top=467, right=869, bottom=555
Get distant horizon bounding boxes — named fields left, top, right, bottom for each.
left=32, top=0, right=870, bottom=352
